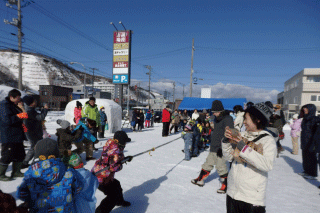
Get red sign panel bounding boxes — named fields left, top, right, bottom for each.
left=113, top=61, right=128, bottom=68
left=113, top=31, right=130, bottom=43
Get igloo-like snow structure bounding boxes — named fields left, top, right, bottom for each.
left=64, top=99, right=122, bottom=133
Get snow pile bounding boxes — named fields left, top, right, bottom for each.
left=64, top=99, right=122, bottom=133
left=0, top=85, right=27, bottom=101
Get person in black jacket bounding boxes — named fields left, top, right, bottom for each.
left=299, top=104, right=320, bottom=179
left=21, top=96, right=48, bottom=168
left=0, top=89, right=28, bottom=181
left=191, top=100, right=234, bottom=194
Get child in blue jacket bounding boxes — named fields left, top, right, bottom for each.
left=182, top=124, right=193, bottom=161
left=64, top=153, right=99, bottom=213
left=17, top=138, right=84, bottom=213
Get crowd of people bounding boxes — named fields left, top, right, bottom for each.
left=0, top=88, right=319, bottom=213
left=0, top=89, right=133, bottom=213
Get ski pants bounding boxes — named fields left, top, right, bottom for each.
left=74, top=139, right=93, bottom=158
left=227, top=195, right=266, bottom=213
left=202, top=152, right=228, bottom=177
left=98, top=125, right=105, bottom=138
left=192, top=134, right=200, bottom=155
left=145, top=120, right=151, bottom=128
left=0, top=142, right=25, bottom=165
left=302, top=148, right=318, bottom=177
left=96, top=179, right=125, bottom=213
left=23, top=139, right=38, bottom=165
left=162, top=122, right=170, bottom=136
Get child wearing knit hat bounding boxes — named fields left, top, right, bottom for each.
left=64, top=153, right=98, bottom=213
left=182, top=124, right=193, bottom=161
left=17, top=138, right=85, bottom=213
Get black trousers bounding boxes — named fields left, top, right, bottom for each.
left=302, top=148, right=318, bottom=177
left=170, top=125, right=178, bottom=133
left=162, top=122, right=170, bottom=136
left=0, top=142, right=25, bottom=165
left=227, top=195, right=266, bottom=213
left=96, top=179, right=125, bottom=213
left=98, top=125, right=105, bottom=138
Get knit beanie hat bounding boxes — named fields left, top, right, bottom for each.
left=57, top=119, right=70, bottom=129
left=63, top=153, right=83, bottom=169
left=22, top=95, right=35, bottom=106
left=185, top=124, right=192, bottom=131
left=211, top=100, right=224, bottom=112
left=76, top=101, right=82, bottom=108
left=114, top=131, right=131, bottom=147
left=35, top=138, right=60, bottom=159
left=293, top=114, right=299, bottom=120
left=245, top=102, right=273, bottom=126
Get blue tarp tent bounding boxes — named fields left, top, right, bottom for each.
left=178, top=97, right=247, bottom=111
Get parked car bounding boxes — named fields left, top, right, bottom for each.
left=154, top=111, right=162, bottom=123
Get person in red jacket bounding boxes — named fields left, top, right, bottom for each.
left=162, top=105, right=171, bottom=137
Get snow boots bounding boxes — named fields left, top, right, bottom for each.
left=116, top=200, right=131, bottom=207
left=217, top=175, right=227, bottom=194
left=0, top=164, right=11, bottom=181
left=11, top=162, right=24, bottom=178
left=191, top=169, right=210, bottom=187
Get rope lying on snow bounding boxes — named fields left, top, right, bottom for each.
left=94, top=136, right=182, bottom=176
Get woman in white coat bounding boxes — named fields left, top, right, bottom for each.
left=191, top=109, right=199, bottom=121
left=233, top=105, right=245, bottom=131
left=222, top=102, right=277, bottom=213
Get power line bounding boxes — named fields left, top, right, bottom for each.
left=30, top=2, right=111, bottom=52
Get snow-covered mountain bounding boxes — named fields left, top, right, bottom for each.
left=0, top=50, right=109, bottom=92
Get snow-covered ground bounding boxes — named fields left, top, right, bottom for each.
left=0, top=112, right=319, bottom=212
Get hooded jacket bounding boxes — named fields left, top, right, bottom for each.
left=162, top=108, right=171, bottom=123
left=56, top=128, right=83, bottom=154
left=17, top=158, right=84, bottom=213
left=73, top=168, right=99, bottom=213
left=210, top=111, right=234, bottom=152
left=0, top=97, right=26, bottom=144
left=99, top=110, right=107, bottom=126
left=72, top=121, right=97, bottom=143
left=222, top=130, right=277, bottom=206
left=74, top=107, right=82, bottom=124
left=234, top=111, right=245, bottom=131
left=145, top=111, right=152, bottom=120
left=290, top=118, right=302, bottom=138
left=24, top=104, right=48, bottom=142
left=300, top=104, right=320, bottom=150
left=81, top=102, right=100, bottom=126
left=91, top=139, right=124, bottom=184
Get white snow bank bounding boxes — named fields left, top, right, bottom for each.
left=0, top=85, right=27, bottom=101
left=64, top=99, right=122, bottom=133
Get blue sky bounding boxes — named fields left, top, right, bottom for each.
left=1, top=0, right=320, bottom=102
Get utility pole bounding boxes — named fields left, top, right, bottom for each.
left=90, top=68, right=98, bottom=95
left=173, top=82, right=175, bottom=109
left=144, top=65, right=152, bottom=108
left=70, top=62, right=87, bottom=98
left=189, top=38, right=195, bottom=97
left=183, top=84, right=185, bottom=98
left=4, top=0, right=29, bottom=90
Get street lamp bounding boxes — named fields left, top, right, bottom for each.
left=70, top=62, right=87, bottom=98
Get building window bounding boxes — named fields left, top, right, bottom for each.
left=311, top=95, right=317, bottom=101
left=77, top=90, right=81, bottom=92
left=42, top=91, right=48, bottom=96
left=306, top=76, right=320, bottom=82
left=318, top=96, right=320, bottom=101
left=294, top=96, right=298, bottom=104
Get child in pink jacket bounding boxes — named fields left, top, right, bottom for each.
left=74, top=101, right=82, bottom=124
left=290, top=114, right=302, bottom=155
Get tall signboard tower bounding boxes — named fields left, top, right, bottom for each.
left=113, top=30, right=131, bottom=84
left=112, top=30, right=132, bottom=109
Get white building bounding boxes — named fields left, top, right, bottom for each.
left=278, top=68, right=320, bottom=119
left=94, top=81, right=115, bottom=99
